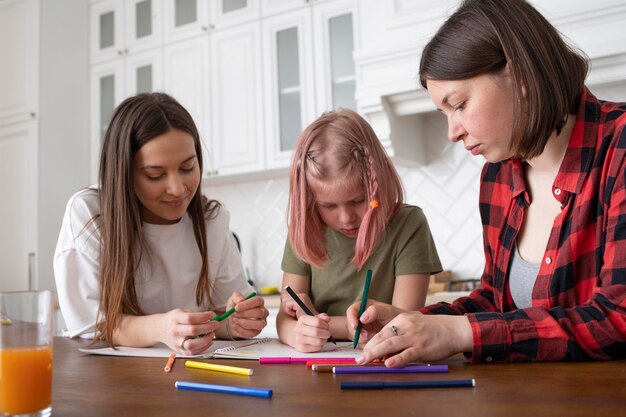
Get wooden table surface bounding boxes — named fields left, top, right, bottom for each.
left=52, top=337, right=626, bottom=417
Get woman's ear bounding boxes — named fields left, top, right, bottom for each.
left=504, top=62, right=526, bottom=98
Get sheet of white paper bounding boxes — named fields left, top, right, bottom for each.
left=78, top=338, right=362, bottom=360
left=78, top=339, right=261, bottom=358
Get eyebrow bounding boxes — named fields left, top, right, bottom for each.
left=139, top=155, right=196, bottom=170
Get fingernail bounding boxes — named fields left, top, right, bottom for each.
left=355, top=356, right=365, bottom=365
left=360, top=313, right=370, bottom=322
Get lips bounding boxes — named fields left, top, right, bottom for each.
left=163, top=198, right=185, bottom=207
left=465, top=144, right=481, bottom=156
left=341, top=228, right=359, bottom=237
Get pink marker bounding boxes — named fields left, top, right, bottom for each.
left=259, top=357, right=357, bottom=364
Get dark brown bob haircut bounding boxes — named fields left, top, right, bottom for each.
left=419, top=0, right=589, bottom=159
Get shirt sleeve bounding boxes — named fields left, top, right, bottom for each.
left=281, top=238, right=312, bottom=276
left=53, top=190, right=102, bottom=338
left=394, top=206, right=443, bottom=275
left=206, top=207, right=254, bottom=311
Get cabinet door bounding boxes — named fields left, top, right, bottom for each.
left=125, top=48, right=164, bottom=96
left=263, top=9, right=315, bottom=170
left=90, top=60, right=125, bottom=182
left=163, top=37, right=213, bottom=175
left=163, top=0, right=209, bottom=44
left=0, top=0, right=38, bottom=125
left=0, top=121, right=38, bottom=291
left=313, top=1, right=358, bottom=112
left=90, top=0, right=124, bottom=64
left=211, top=0, right=260, bottom=29
left=210, top=23, right=264, bottom=176
left=124, top=0, right=163, bottom=54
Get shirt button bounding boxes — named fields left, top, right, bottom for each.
left=554, top=188, right=562, bottom=196
left=545, top=257, right=552, bottom=264
left=486, top=356, right=493, bottom=362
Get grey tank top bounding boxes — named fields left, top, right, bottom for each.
left=509, top=244, right=541, bottom=309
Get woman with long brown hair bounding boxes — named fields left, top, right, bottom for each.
left=54, top=93, right=268, bottom=355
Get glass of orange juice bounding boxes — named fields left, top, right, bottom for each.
left=0, top=290, right=53, bottom=417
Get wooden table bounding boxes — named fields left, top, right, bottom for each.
left=52, top=337, right=626, bottom=417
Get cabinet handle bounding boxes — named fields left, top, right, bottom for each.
left=28, top=252, right=36, bottom=290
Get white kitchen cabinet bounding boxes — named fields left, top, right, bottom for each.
left=262, top=1, right=357, bottom=171
left=163, top=0, right=210, bottom=44
left=262, top=8, right=316, bottom=170
left=209, top=23, right=265, bottom=176
left=89, top=48, right=163, bottom=182
left=89, top=0, right=358, bottom=180
left=90, top=0, right=162, bottom=64
left=0, top=0, right=89, bottom=292
left=211, top=0, right=260, bottom=29
left=162, top=36, right=213, bottom=175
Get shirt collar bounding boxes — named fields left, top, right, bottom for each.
left=509, top=87, right=600, bottom=198
left=553, top=87, right=600, bottom=195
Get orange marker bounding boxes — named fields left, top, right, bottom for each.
left=164, top=353, right=176, bottom=372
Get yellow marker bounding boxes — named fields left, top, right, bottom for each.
left=185, top=360, right=253, bottom=376
left=258, top=286, right=279, bottom=295
left=1, top=315, right=11, bottom=325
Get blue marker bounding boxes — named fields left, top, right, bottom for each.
left=175, top=381, right=273, bottom=398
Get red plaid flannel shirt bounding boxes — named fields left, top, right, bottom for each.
left=422, top=88, right=626, bottom=362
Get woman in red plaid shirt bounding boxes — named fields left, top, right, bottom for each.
left=347, top=0, right=626, bottom=364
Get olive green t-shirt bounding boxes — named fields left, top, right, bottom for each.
left=281, top=205, right=442, bottom=316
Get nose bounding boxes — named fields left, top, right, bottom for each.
left=165, top=174, right=186, bottom=196
left=447, top=114, right=466, bottom=143
left=338, top=206, right=357, bottom=224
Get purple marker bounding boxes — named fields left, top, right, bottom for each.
left=332, top=364, right=448, bottom=374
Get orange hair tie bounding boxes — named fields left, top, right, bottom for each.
left=369, top=200, right=379, bottom=209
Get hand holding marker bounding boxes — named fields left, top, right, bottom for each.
left=284, top=286, right=337, bottom=345
left=192, top=292, right=257, bottom=339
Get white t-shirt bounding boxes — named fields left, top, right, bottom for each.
left=53, top=188, right=253, bottom=338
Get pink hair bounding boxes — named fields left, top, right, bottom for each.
left=287, top=109, right=404, bottom=270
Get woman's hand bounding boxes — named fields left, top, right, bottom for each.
left=355, top=312, right=473, bottom=367
left=280, top=290, right=318, bottom=319
left=345, top=299, right=404, bottom=345
left=226, top=291, right=269, bottom=339
left=159, top=309, right=220, bottom=355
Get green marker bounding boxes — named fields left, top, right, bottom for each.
left=353, top=270, right=372, bottom=349
left=193, top=292, right=257, bottom=339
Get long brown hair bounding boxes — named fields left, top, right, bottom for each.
left=96, top=92, right=219, bottom=345
left=419, top=0, right=588, bottom=159
left=288, top=109, right=404, bottom=270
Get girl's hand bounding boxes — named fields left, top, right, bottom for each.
left=227, top=292, right=269, bottom=339
left=160, top=309, right=219, bottom=355
left=280, top=290, right=318, bottom=319
left=292, top=313, right=332, bottom=353
left=355, top=312, right=473, bottom=367
left=345, top=299, right=404, bottom=345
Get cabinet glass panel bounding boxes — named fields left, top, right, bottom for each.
left=222, top=0, right=247, bottom=14
left=136, top=65, right=153, bottom=93
left=136, top=0, right=152, bottom=39
left=329, top=13, right=356, bottom=110
left=276, top=27, right=301, bottom=152
left=99, top=11, right=115, bottom=50
left=175, top=0, right=197, bottom=27
left=99, top=74, right=115, bottom=143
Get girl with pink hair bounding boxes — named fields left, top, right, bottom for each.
left=277, top=109, right=442, bottom=352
